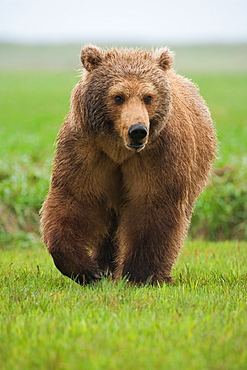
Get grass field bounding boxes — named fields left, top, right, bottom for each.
left=0, top=44, right=247, bottom=369
left=1, top=240, right=247, bottom=370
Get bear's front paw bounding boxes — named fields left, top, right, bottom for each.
left=119, top=265, right=173, bottom=285
left=51, top=252, right=102, bottom=285
left=72, top=270, right=102, bottom=285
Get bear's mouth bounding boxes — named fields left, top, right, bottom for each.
left=126, top=142, right=146, bottom=152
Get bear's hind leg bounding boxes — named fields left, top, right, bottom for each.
left=91, top=211, right=118, bottom=275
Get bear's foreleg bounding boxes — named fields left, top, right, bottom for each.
left=41, top=190, right=110, bottom=284
left=115, top=203, right=187, bottom=285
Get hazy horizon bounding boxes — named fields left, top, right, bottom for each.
left=1, top=0, right=247, bottom=46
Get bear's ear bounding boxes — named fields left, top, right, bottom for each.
left=81, top=46, right=104, bottom=72
left=154, top=48, right=174, bottom=71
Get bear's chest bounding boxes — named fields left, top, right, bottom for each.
left=102, top=165, right=124, bottom=211
left=82, top=152, right=124, bottom=211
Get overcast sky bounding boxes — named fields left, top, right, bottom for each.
left=1, top=0, right=247, bottom=45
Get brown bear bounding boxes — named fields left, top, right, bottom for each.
left=40, top=45, right=217, bottom=285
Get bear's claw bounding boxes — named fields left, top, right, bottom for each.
left=72, top=271, right=102, bottom=285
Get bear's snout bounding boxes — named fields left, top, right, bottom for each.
left=128, top=123, right=148, bottom=141
left=126, top=123, right=148, bottom=152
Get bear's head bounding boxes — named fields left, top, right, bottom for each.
left=76, top=45, right=173, bottom=157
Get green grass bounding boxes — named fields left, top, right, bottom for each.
left=0, top=70, right=75, bottom=244
left=189, top=74, right=247, bottom=240
left=193, top=74, right=247, bottom=164
left=1, top=240, right=247, bottom=370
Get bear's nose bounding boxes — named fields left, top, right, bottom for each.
left=128, top=123, right=148, bottom=142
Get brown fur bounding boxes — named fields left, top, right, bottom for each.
left=40, top=46, right=217, bottom=285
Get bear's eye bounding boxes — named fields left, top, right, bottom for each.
left=114, top=95, right=125, bottom=105
left=144, top=96, right=152, bottom=104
